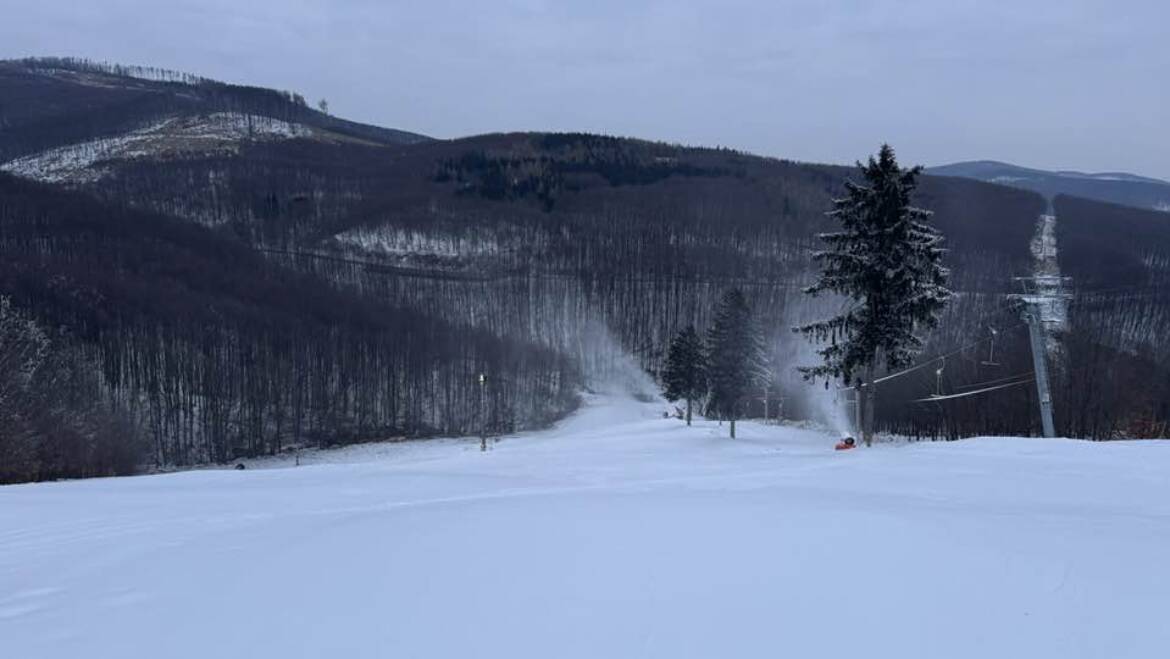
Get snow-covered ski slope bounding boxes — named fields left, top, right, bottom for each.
left=3, top=395, right=1169, bottom=659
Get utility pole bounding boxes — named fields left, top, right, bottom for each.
left=478, top=372, right=487, bottom=452
left=854, top=385, right=862, bottom=438
left=761, top=383, right=771, bottom=425
left=1010, top=276, right=1070, bottom=438
left=1022, top=305, right=1056, bottom=438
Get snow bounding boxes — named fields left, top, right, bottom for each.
left=1052, top=170, right=1169, bottom=185
left=1029, top=213, right=1069, bottom=342
left=333, top=225, right=507, bottom=259
left=0, top=113, right=313, bottom=183
left=990, top=174, right=1029, bottom=184
left=3, top=395, right=1169, bottom=658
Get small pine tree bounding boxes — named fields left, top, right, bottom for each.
left=797, top=144, right=950, bottom=445
left=661, top=325, right=706, bottom=425
left=707, top=289, right=767, bottom=438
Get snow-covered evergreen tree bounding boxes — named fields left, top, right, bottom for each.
left=661, top=325, right=706, bottom=425
left=707, top=289, right=768, bottom=438
left=797, top=144, right=950, bottom=445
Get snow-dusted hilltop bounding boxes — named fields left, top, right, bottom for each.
left=930, top=160, right=1170, bottom=212
left=0, top=57, right=430, bottom=184
left=1, top=113, right=314, bottom=183
left=3, top=395, right=1168, bottom=658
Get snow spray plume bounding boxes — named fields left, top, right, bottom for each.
left=777, top=292, right=853, bottom=437
left=576, top=317, right=660, bottom=401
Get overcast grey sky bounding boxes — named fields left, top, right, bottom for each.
left=2, top=0, right=1167, bottom=178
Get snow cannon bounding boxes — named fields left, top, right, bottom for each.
left=835, top=436, right=856, bottom=451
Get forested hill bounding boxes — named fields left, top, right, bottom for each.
left=3, top=58, right=1165, bottom=482
left=0, top=173, right=577, bottom=483
left=1052, top=196, right=1170, bottom=438
left=0, top=57, right=430, bottom=167
left=24, top=125, right=1044, bottom=411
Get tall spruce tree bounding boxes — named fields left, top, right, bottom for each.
left=707, top=289, right=768, bottom=438
left=661, top=325, right=706, bottom=426
left=797, top=144, right=950, bottom=446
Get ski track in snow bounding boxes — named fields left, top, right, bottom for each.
left=2, top=394, right=1169, bottom=658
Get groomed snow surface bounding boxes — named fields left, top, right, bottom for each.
left=3, top=395, right=1168, bottom=658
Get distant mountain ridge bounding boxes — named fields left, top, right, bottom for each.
left=930, top=160, right=1170, bottom=212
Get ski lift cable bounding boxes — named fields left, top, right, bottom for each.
left=1071, top=290, right=1170, bottom=305
left=866, top=321, right=1027, bottom=388
left=910, top=377, right=1033, bottom=403
left=1070, top=282, right=1167, bottom=296
left=829, top=297, right=1028, bottom=392
left=954, top=371, right=1035, bottom=391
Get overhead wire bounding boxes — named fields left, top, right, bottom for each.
left=868, top=320, right=1027, bottom=387
left=953, top=371, right=1035, bottom=391
left=910, top=377, right=1033, bottom=403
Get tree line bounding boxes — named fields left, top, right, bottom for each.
left=0, top=174, right=579, bottom=484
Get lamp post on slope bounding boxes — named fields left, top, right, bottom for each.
left=478, top=373, right=487, bottom=452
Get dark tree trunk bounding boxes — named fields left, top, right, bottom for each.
left=863, top=367, right=876, bottom=446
